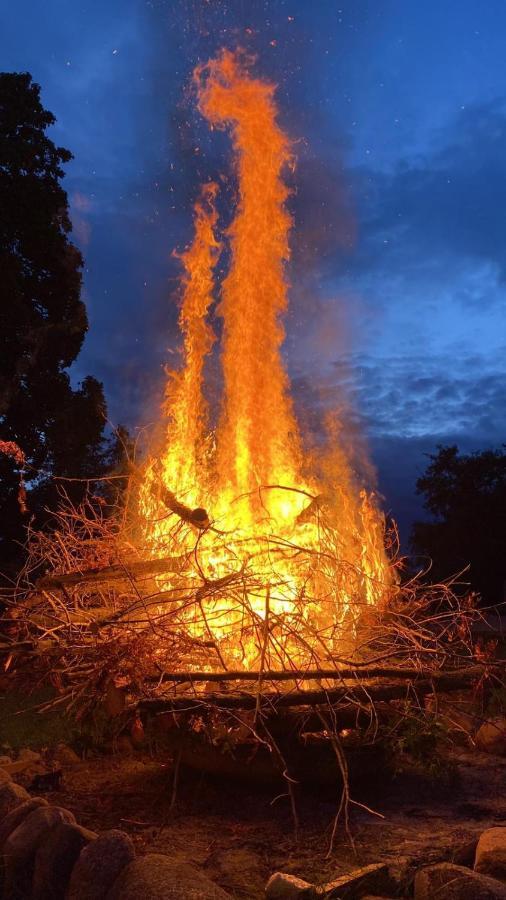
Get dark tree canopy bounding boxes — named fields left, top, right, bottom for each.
left=0, top=72, right=109, bottom=572
left=411, top=445, right=506, bottom=605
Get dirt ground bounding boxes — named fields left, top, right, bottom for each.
left=24, top=746, right=506, bottom=897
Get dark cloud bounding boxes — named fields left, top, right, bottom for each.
left=348, top=99, right=506, bottom=295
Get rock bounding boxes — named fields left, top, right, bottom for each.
left=0, top=779, right=30, bottom=818
left=265, top=871, right=317, bottom=898
left=0, top=756, right=44, bottom=777
left=476, top=718, right=506, bottom=755
left=67, top=828, right=136, bottom=900
left=0, top=755, right=12, bottom=766
left=107, top=855, right=233, bottom=899
left=415, top=862, right=506, bottom=899
left=476, top=828, right=506, bottom=881
left=32, top=821, right=97, bottom=900
left=2, top=804, right=76, bottom=898
left=53, top=742, right=81, bottom=767
left=0, top=766, right=12, bottom=787
left=18, top=747, right=42, bottom=763
left=324, top=863, right=390, bottom=898
left=0, top=797, right=48, bottom=849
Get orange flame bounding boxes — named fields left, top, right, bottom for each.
left=197, top=50, right=301, bottom=511
left=138, top=51, right=392, bottom=672
left=144, top=182, right=219, bottom=498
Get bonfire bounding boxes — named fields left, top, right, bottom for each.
left=1, top=50, right=492, bottom=843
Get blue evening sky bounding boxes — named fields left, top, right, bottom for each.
left=2, top=1, right=505, bottom=538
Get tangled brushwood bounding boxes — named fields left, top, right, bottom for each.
left=0, top=475, right=479, bottom=697
left=1, top=474, right=503, bottom=847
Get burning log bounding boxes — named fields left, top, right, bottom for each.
left=35, top=554, right=191, bottom=589
left=158, top=485, right=210, bottom=530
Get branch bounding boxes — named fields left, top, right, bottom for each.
left=145, top=665, right=488, bottom=684
left=138, top=667, right=485, bottom=714
left=35, top=554, right=191, bottom=589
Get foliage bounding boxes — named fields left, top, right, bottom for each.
left=411, top=444, right=506, bottom=604
left=385, top=711, right=455, bottom=781
left=0, top=72, right=110, bottom=574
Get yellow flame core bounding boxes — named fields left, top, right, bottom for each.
left=139, top=51, right=392, bottom=673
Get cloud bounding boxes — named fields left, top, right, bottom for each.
left=347, top=99, right=506, bottom=293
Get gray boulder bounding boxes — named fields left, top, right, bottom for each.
left=32, top=821, right=97, bottom=900
left=107, top=854, right=233, bottom=899
left=415, top=862, right=506, bottom=899
left=2, top=804, right=76, bottom=898
left=67, top=829, right=135, bottom=900
left=476, top=828, right=506, bottom=881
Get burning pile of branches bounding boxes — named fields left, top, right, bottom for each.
left=0, top=52, right=500, bottom=846
left=0, top=476, right=486, bottom=716
left=0, top=479, right=498, bottom=848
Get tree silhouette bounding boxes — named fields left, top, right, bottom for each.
left=411, top=445, right=506, bottom=605
left=0, top=72, right=109, bottom=574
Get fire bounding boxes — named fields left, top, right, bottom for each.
left=139, top=50, right=392, bottom=673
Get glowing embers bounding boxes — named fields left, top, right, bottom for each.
left=138, top=50, right=392, bottom=673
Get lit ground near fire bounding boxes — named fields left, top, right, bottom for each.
left=19, top=747, right=506, bottom=898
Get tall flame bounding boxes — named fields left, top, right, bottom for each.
left=152, top=181, right=219, bottom=495
left=197, top=51, right=301, bottom=511
left=138, top=51, right=392, bottom=672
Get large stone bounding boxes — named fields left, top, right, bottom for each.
left=476, top=718, right=506, bottom=755
left=0, top=779, right=30, bottom=818
left=415, top=862, right=506, bottom=899
left=32, top=821, right=97, bottom=900
left=2, top=804, right=76, bottom=897
left=67, top=828, right=136, bottom=900
left=0, top=797, right=48, bottom=849
left=323, top=863, right=390, bottom=898
left=0, top=767, right=11, bottom=787
left=476, top=828, right=506, bottom=881
left=107, top=855, right=233, bottom=899
left=265, top=871, right=317, bottom=898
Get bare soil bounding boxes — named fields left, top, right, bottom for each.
left=25, top=746, right=506, bottom=898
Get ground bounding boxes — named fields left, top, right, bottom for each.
left=16, top=746, right=506, bottom=898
